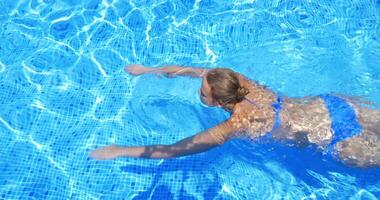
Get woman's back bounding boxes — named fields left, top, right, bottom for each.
left=276, top=97, right=333, bottom=146
left=228, top=74, right=280, bottom=139
left=228, top=75, right=325, bottom=144
left=233, top=75, right=380, bottom=167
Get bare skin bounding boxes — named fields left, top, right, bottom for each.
left=90, top=65, right=380, bottom=168
left=334, top=104, right=380, bottom=167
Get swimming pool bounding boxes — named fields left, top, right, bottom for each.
left=1, top=0, right=380, bottom=199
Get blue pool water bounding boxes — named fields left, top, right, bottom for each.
left=1, top=0, right=380, bottom=199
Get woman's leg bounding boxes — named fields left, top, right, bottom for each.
left=334, top=102, right=380, bottom=167
left=335, top=130, right=380, bottom=167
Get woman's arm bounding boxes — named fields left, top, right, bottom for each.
left=89, top=119, right=236, bottom=160
left=125, top=64, right=207, bottom=78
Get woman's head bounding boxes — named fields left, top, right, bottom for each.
left=199, top=68, right=249, bottom=110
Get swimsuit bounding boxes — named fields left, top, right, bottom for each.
left=245, top=94, right=362, bottom=146
left=319, top=94, right=363, bottom=146
left=271, top=96, right=283, bottom=131
left=244, top=95, right=283, bottom=134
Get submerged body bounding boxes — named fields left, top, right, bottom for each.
left=90, top=65, right=380, bottom=168
left=278, top=96, right=380, bottom=167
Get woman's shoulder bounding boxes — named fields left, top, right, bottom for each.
left=234, top=72, right=254, bottom=87
left=227, top=111, right=269, bottom=139
left=228, top=107, right=270, bottom=136
left=234, top=71, right=276, bottom=97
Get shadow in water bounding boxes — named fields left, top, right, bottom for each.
left=121, top=148, right=224, bottom=200
left=231, top=138, right=380, bottom=191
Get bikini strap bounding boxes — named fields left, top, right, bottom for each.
left=262, top=96, right=283, bottom=141
left=243, top=96, right=261, bottom=107
left=272, top=96, right=283, bottom=130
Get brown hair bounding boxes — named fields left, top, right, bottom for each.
left=206, top=68, right=249, bottom=108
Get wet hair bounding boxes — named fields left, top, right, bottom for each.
left=205, top=68, right=249, bottom=107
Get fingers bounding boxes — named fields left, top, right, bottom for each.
left=89, top=150, right=104, bottom=160
left=124, top=64, right=146, bottom=76
left=89, top=146, right=118, bottom=160
left=123, top=65, right=130, bottom=72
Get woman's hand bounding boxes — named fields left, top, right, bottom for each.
left=124, top=65, right=206, bottom=78
left=124, top=64, right=151, bottom=76
left=89, top=145, right=122, bottom=160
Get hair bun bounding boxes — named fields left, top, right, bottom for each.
left=236, top=87, right=249, bottom=102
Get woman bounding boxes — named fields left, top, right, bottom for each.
left=90, top=65, right=380, bottom=167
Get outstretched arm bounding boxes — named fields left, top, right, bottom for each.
left=125, top=64, right=208, bottom=78
left=89, top=119, right=236, bottom=160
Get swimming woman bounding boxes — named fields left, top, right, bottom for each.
left=90, top=64, right=380, bottom=168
